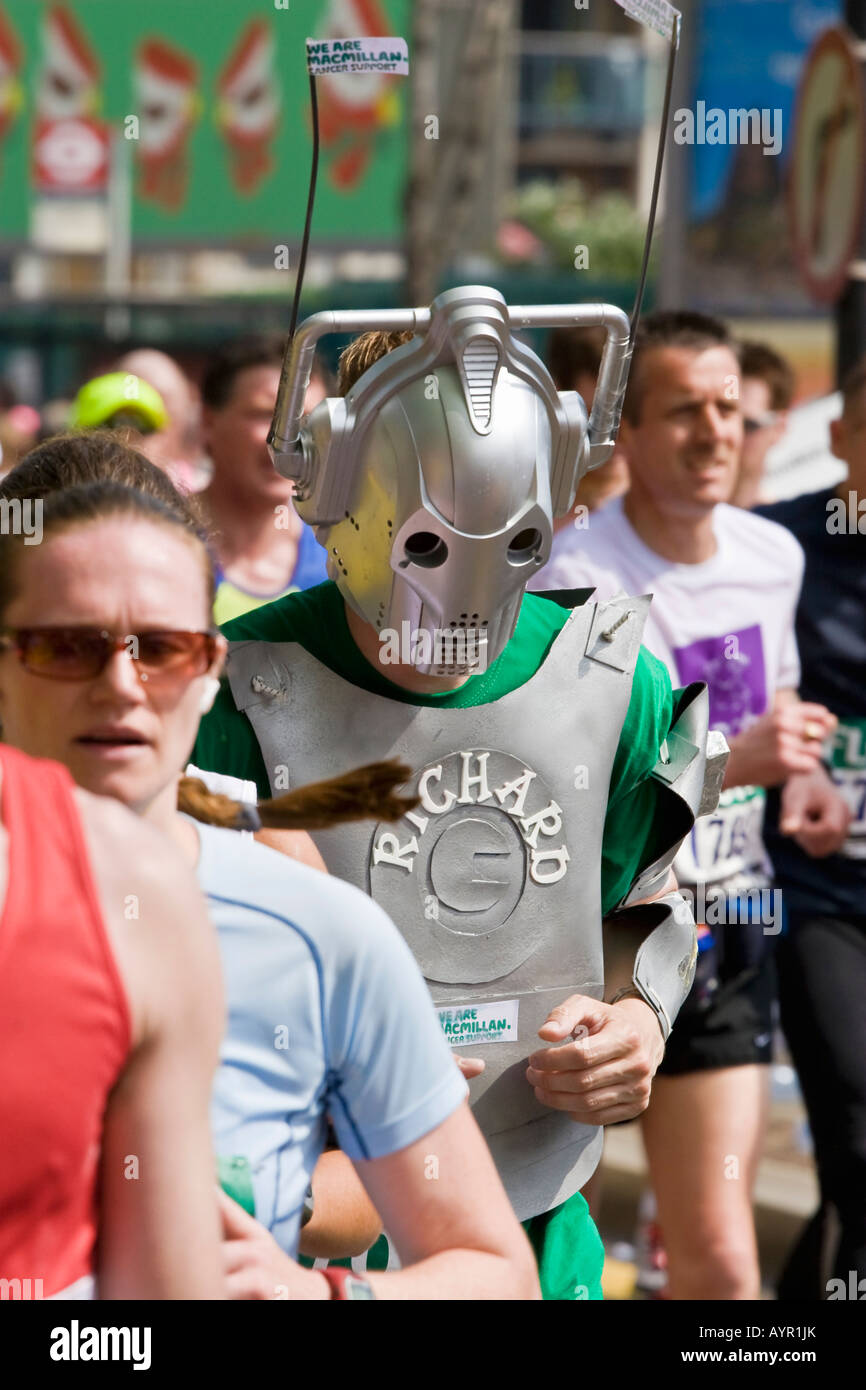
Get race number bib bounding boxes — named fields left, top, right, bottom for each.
left=674, top=784, right=768, bottom=890
left=826, top=719, right=866, bottom=859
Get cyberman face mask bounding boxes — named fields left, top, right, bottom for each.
left=270, top=286, right=633, bottom=675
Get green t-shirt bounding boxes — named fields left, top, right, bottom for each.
left=193, top=579, right=677, bottom=916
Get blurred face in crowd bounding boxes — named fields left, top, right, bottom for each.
left=555, top=370, right=629, bottom=523
left=0, top=517, right=225, bottom=816
left=830, top=385, right=866, bottom=488
left=202, top=364, right=287, bottom=505
left=137, top=395, right=200, bottom=477
left=737, top=375, right=786, bottom=492
left=116, top=350, right=202, bottom=480
left=619, top=344, right=743, bottom=519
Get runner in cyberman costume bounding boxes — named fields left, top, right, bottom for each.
left=224, top=284, right=728, bottom=1223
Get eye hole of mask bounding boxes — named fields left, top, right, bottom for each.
left=507, top=527, right=543, bottom=565
left=404, top=531, right=449, bottom=568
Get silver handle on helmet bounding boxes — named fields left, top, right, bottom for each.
left=269, top=307, right=432, bottom=476
left=269, top=297, right=633, bottom=480
left=507, top=303, right=632, bottom=469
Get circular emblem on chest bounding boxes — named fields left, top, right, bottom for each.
left=428, top=812, right=525, bottom=925
left=369, top=749, right=570, bottom=984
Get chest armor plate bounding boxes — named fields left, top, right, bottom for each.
left=226, top=595, right=650, bottom=1220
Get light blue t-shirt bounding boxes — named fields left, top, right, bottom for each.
left=190, top=818, right=468, bottom=1257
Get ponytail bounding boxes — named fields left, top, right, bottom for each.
left=178, top=759, right=420, bottom=832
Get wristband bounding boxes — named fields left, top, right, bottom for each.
left=609, top=985, right=643, bottom=1006
left=610, top=985, right=666, bottom=1039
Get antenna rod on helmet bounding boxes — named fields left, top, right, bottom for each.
left=288, top=72, right=320, bottom=349
left=585, top=1, right=682, bottom=464
left=629, top=8, right=682, bottom=342
left=268, top=66, right=321, bottom=469
left=269, top=35, right=411, bottom=470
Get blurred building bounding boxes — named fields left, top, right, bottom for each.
left=517, top=0, right=654, bottom=204
left=0, top=0, right=848, bottom=407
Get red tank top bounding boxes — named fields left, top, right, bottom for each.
left=0, top=745, right=131, bottom=1298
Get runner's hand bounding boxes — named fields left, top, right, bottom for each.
left=455, top=1056, right=485, bottom=1079
left=724, top=703, right=836, bottom=788
left=526, top=994, right=664, bottom=1126
left=780, top=765, right=851, bottom=857
left=218, top=1187, right=329, bottom=1300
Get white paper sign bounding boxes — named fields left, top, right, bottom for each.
left=612, top=0, right=681, bottom=44
left=436, top=999, right=520, bottom=1047
left=306, top=36, right=409, bottom=76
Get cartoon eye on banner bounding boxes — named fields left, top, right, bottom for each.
left=36, top=3, right=99, bottom=121
left=32, top=3, right=108, bottom=192
left=135, top=38, right=201, bottom=211
left=0, top=2, right=22, bottom=162
left=312, top=0, right=403, bottom=188
left=216, top=19, right=281, bottom=196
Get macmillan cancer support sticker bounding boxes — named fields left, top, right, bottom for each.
left=612, top=0, right=681, bottom=44
left=306, top=36, right=409, bottom=77
left=436, top=999, right=520, bottom=1047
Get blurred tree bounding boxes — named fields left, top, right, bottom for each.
left=504, top=177, right=655, bottom=280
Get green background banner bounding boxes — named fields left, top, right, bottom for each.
left=0, top=0, right=409, bottom=244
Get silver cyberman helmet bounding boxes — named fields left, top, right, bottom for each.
left=268, top=286, right=632, bottom=676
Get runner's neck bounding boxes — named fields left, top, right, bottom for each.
left=623, top=490, right=718, bottom=564
left=204, top=486, right=301, bottom=588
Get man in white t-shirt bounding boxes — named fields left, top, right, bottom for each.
left=532, top=311, right=840, bottom=1299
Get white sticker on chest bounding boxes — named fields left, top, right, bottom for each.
left=435, top=999, right=520, bottom=1046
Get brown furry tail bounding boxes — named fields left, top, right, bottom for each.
left=178, top=759, right=419, bottom=832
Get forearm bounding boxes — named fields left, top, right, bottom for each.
left=296, top=1246, right=539, bottom=1300
left=721, top=738, right=750, bottom=789
left=365, top=1247, right=540, bottom=1301
left=722, top=731, right=772, bottom=788
left=298, top=1151, right=382, bottom=1259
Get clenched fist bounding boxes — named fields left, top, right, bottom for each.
left=526, top=994, right=665, bottom=1127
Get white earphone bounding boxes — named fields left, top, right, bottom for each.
left=199, top=676, right=221, bottom=715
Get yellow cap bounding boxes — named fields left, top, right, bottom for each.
left=69, top=372, right=169, bottom=433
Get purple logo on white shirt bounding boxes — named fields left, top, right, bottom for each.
left=673, top=624, right=767, bottom=737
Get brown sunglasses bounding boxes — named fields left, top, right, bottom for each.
left=0, top=626, right=219, bottom=684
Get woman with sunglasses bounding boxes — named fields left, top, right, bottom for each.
left=3, top=431, right=407, bottom=1263
left=0, top=463, right=538, bottom=1300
